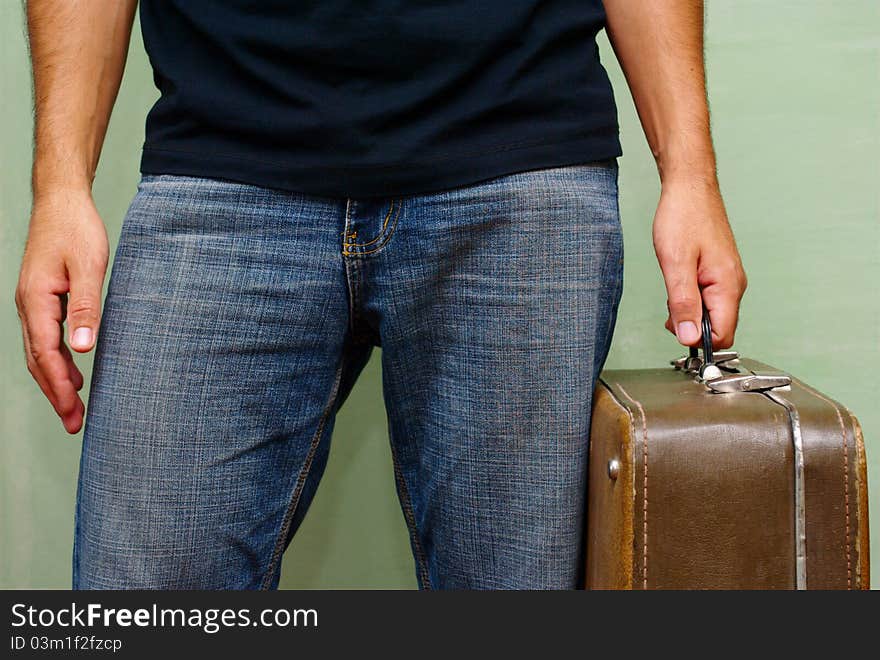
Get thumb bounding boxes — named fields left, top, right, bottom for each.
left=66, top=260, right=105, bottom=353
left=663, top=261, right=703, bottom=347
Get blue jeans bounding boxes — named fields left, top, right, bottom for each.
left=73, top=161, right=623, bottom=589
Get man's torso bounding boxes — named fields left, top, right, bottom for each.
left=138, top=0, right=621, bottom=198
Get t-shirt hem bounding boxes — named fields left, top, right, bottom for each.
left=140, top=131, right=623, bottom=199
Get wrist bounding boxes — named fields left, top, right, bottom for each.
left=653, top=140, right=719, bottom=189
left=31, top=170, right=94, bottom=203
left=31, top=146, right=96, bottom=201
left=659, top=170, right=721, bottom=195
left=658, top=164, right=720, bottom=193
left=30, top=182, right=95, bottom=213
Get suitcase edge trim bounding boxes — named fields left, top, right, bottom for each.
left=849, top=412, right=871, bottom=589
left=587, top=378, right=637, bottom=589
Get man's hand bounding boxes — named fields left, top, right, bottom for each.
left=603, top=0, right=747, bottom=347
left=21, top=0, right=135, bottom=432
left=653, top=178, right=747, bottom=348
left=15, top=190, right=109, bottom=434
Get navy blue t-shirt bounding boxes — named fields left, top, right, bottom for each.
left=138, top=1, right=621, bottom=199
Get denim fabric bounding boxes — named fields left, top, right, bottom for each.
left=73, top=161, right=623, bottom=590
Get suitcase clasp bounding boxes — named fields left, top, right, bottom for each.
left=670, top=306, right=792, bottom=393
left=672, top=352, right=792, bottom=393
left=704, top=371, right=793, bottom=394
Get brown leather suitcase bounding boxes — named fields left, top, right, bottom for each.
left=586, top=335, right=870, bottom=590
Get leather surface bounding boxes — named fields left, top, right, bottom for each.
left=743, top=358, right=869, bottom=589
left=586, top=358, right=870, bottom=590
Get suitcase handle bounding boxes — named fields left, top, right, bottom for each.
left=689, top=302, right=721, bottom=377
left=688, top=303, right=722, bottom=380
left=672, top=305, right=793, bottom=393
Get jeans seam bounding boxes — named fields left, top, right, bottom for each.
left=258, top=353, right=347, bottom=590
left=71, top=444, right=86, bottom=588
left=388, top=432, right=432, bottom=589
left=342, top=200, right=363, bottom=341
left=598, top=174, right=623, bottom=360
left=600, top=265, right=624, bottom=362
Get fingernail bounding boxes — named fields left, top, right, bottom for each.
left=676, top=321, right=699, bottom=344
left=72, top=327, right=93, bottom=349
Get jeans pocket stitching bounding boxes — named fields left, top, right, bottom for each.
left=343, top=199, right=402, bottom=257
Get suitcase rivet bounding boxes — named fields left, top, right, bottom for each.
left=607, top=459, right=620, bottom=481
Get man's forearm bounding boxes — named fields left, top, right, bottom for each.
left=603, top=0, right=746, bottom=350
left=603, top=0, right=716, bottom=185
left=27, top=0, right=137, bottom=198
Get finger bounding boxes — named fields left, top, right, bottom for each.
left=60, top=398, right=86, bottom=435
left=660, top=255, right=703, bottom=347
left=20, top=317, right=60, bottom=410
left=26, top=319, right=85, bottom=434
left=25, top=297, right=83, bottom=420
left=701, top=284, right=741, bottom=350
left=20, top=288, right=85, bottom=432
left=59, top=335, right=85, bottom=391
left=66, top=259, right=104, bottom=352
left=663, top=301, right=676, bottom=335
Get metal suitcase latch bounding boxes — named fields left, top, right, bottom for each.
left=704, top=371, right=792, bottom=393
left=672, top=349, right=792, bottom=393
left=670, top=307, right=793, bottom=393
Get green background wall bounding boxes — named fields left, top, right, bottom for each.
left=2, top=2, right=877, bottom=589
